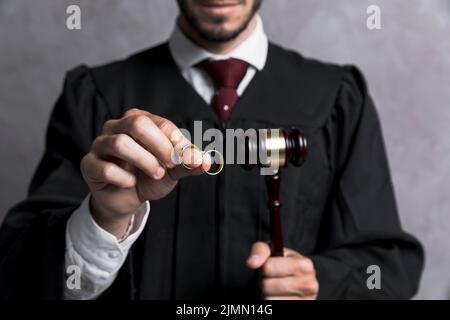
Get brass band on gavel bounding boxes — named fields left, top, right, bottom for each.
left=243, top=128, right=307, bottom=170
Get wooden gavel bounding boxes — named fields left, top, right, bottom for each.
left=242, top=128, right=308, bottom=256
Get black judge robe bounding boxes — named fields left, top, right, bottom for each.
left=0, top=43, right=424, bottom=300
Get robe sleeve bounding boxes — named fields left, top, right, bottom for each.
left=0, top=66, right=113, bottom=299
left=310, top=66, right=424, bottom=299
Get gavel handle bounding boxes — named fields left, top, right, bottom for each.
left=265, top=172, right=284, bottom=257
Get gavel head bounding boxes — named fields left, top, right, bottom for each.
left=241, top=128, right=307, bottom=170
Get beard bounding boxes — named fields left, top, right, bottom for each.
left=177, top=0, right=263, bottom=43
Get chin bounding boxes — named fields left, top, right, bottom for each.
left=204, top=20, right=242, bottom=33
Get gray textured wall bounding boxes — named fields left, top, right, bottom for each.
left=0, top=0, right=449, bottom=299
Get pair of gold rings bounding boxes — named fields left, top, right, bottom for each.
left=177, top=144, right=224, bottom=176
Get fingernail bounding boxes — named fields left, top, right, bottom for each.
left=154, top=167, right=165, bottom=179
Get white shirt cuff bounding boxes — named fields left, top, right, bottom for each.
left=64, top=195, right=149, bottom=300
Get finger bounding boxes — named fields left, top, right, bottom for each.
left=166, top=149, right=212, bottom=181
left=262, top=255, right=315, bottom=278
left=284, top=249, right=316, bottom=274
left=123, top=109, right=189, bottom=146
left=107, top=114, right=175, bottom=167
left=124, top=110, right=193, bottom=160
left=101, top=119, right=119, bottom=135
left=173, top=141, right=212, bottom=167
left=166, top=163, right=202, bottom=181
left=283, top=247, right=303, bottom=258
left=261, top=276, right=319, bottom=297
left=261, top=256, right=299, bottom=278
left=247, top=242, right=271, bottom=269
left=147, top=113, right=187, bottom=146
left=285, top=249, right=316, bottom=273
left=263, top=296, right=302, bottom=301
left=264, top=296, right=316, bottom=301
left=92, top=134, right=165, bottom=180
left=179, top=144, right=204, bottom=168
left=81, top=153, right=136, bottom=189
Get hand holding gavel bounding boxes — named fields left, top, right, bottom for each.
left=243, top=128, right=318, bottom=300
left=246, top=242, right=319, bottom=300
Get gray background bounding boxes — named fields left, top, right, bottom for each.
left=0, top=0, right=449, bottom=299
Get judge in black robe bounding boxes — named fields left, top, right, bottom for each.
left=0, top=42, right=424, bottom=299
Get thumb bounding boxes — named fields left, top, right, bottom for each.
left=168, top=146, right=212, bottom=180
left=246, top=242, right=271, bottom=269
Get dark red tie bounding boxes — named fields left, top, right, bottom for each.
left=197, top=58, right=249, bottom=122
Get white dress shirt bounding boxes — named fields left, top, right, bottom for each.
left=169, top=15, right=268, bottom=104
left=64, top=15, right=268, bottom=300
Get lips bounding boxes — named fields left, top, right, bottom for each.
left=197, top=0, right=243, bottom=15
left=198, top=0, right=242, bottom=7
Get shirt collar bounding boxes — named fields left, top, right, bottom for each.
left=169, top=15, right=268, bottom=71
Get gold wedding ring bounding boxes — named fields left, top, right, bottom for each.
left=202, top=149, right=224, bottom=176
left=178, top=144, right=224, bottom=176
left=178, top=144, right=201, bottom=170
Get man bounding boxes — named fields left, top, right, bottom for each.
left=0, top=0, right=423, bottom=300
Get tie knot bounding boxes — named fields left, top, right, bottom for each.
left=197, top=58, right=249, bottom=89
